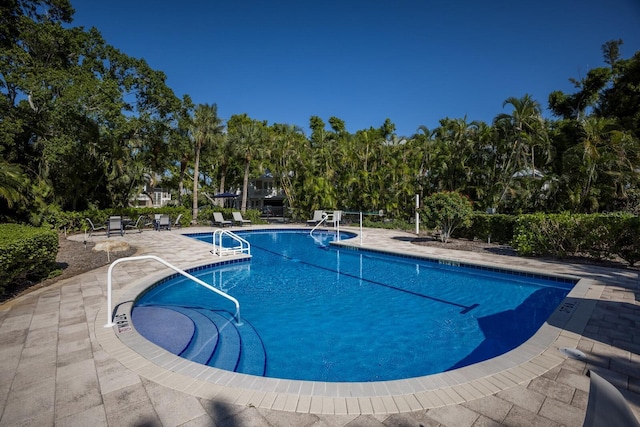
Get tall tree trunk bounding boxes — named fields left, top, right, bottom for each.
left=178, top=160, right=187, bottom=204
left=241, top=158, right=250, bottom=213
left=218, top=164, right=227, bottom=207
left=192, top=148, right=200, bottom=221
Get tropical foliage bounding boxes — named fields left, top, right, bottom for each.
left=2, top=1, right=639, bottom=227
left=512, top=212, right=640, bottom=265
left=189, top=103, right=224, bottom=221
left=420, top=192, right=473, bottom=243
left=0, top=224, right=58, bottom=294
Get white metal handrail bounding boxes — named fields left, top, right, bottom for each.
left=212, top=229, right=251, bottom=257
left=309, top=212, right=328, bottom=236
left=105, top=255, right=242, bottom=327
left=310, top=211, right=342, bottom=241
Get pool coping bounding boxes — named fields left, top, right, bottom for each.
left=94, top=228, right=602, bottom=415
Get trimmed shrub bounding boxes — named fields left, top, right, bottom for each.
left=456, top=213, right=515, bottom=244
left=0, top=224, right=58, bottom=295
left=512, top=212, right=640, bottom=266
left=420, top=192, right=473, bottom=243
left=362, top=217, right=412, bottom=231
left=609, top=214, right=640, bottom=266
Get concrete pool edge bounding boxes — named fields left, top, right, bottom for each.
left=93, top=229, right=604, bottom=415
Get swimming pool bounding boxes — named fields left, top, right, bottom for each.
left=132, top=229, right=574, bottom=382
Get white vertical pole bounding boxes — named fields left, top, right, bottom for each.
left=360, top=211, right=363, bottom=245
left=415, top=194, right=420, bottom=235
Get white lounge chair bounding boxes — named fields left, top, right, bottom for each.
left=583, top=370, right=640, bottom=427
left=173, top=213, right=183, bottom=229
left=212, top=212, right=232, bottom=227
left=144, top=215, right=155, bottom=229
left=156, top=214, right=171, bottom=231
left=326, top=210, right=342, bottom=227
left=232, top=211, right=251, bottom=226
left=151, top=214, right=160, bottom=230
left=85, top=218, right=106, bottom=237
left=107, top=216, right=124, bottom=237
left=124, top=215, right=145, bottom=233
left=306, top=210, right=325, bottom=226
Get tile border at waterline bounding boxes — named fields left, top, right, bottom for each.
left=189, top=227, right=580, bottom=285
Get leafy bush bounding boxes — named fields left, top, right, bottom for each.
left=512, top=212, right=640, bottom=265
left=607, top=215, right=640, bottom=266
left=456, top=212, right=515, bottom=244
left=361, top=216, right=412, bottom=231
left=0, top=224, right=58, bottom=295
left=420, top=192, right=473, bottom=243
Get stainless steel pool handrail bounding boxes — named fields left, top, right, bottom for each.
left=309, top=212, right=328, bottom=237
left=310, top=211, right=342, bottom=242
left=105, top=255, right=242, bottom=327
left=212, top=229, right=251, bottom=256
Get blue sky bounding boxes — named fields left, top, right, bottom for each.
left=70, top=0, right=640, bottom=137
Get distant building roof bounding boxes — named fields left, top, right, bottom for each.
left=512, top=168, right=544, bottom=178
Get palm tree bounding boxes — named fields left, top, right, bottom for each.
left=563, top=116, right=637, bottom=212
left=415, top=125, right=436, bottom=196
left=168, top=95, right=194, bottom=205
left=494, top=95, right=550, bottom=208
left=0, top=160, right=28, bottom=208
left=229, top=120, right=266, bottom=213
left=269, top=124, right=305, bottom=211
left=189, top=104, right=224, bottom=221
left=298, top=120, right=338, bottom=213
left=466, top=121, right=497, bottom=208
left=431, top=117, right=477, bottom=193
left=212, top=133, right=234, bottom=207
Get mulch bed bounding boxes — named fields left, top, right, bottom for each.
left=411, top=235, right=635, bottom=270
left=411, top=235, right=518, bottom=257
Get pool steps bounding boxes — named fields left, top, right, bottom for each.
left=132, top=305, right=266, bottom=376
left=130, top=306, right=194, bottom=354
left=165, top=307, right=219, bottom=365
left=200, top=310, right=241, bottom=371
left=212, top=310, right=268, bottom=376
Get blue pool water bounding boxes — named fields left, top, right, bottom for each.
left=133, top=229, right=574, bottom=382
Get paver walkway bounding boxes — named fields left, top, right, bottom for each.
left=1, top=224, right=639, bottom=426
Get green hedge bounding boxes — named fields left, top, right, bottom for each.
left=512, top=212, right=640, bottom=266
left=456, top=213, right=515, bottom=244
left=454, top=211, right=639, bottom=266
left=39, top=206, right=266, bottom=233
left=40, top=207, right=192, bottom=232
left=0, top=224, right=58, bottom=295
left=362, top=217, right=412, bottom=231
